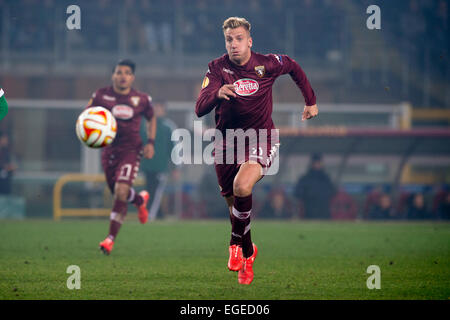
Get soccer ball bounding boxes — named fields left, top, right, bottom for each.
left=76, top=106, right=117, bottom=148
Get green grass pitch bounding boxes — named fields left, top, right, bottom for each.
left=0, top=219, right=449, bottom=300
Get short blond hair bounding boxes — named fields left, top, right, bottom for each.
left=222, top=17, right=251, bottom=34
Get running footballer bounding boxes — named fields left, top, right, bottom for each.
left=86, top=59, right=156, bottom=255
left=195, top=17, right=318, bottom=284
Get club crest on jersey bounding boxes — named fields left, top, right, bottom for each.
left=255, top=65, right=265, bottom=78
left=112, top=104, right=134, bottom=120
left=233, top=78, right=259, bottom=96
left=131, top=96, right=140, bottom=107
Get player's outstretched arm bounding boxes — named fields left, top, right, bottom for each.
left=282, top=56, right=316, bottom=106
left=272, top=55, right=317, bottom=120
left=0, top=88, right=8, bottom=121
left=195, top=66, right=223, bottom=117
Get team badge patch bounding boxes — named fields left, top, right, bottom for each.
left=131, top=96, right=140, bottom=107
left=255, top=65, right=265, bottom=78
left=202, top=76, right=210, bottom=89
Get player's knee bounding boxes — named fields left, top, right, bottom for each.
left=233, top=180, right=252, bottom=197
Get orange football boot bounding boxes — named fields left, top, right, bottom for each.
left=228, top=244, right=243, bottom=271
left=99, top=237, right=114, bottom=255
left=238, top=243, right=258, bottom=285
left=137, top=190, right=150, bottom=224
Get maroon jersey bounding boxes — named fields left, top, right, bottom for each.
left=195, top=51, right=316, bottom=135
left=87, top=86, right=154, bottom=151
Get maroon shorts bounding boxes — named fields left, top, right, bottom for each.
left=214, top=140, right=280, bottom=198
left=101, top=147, right=143, bottom=193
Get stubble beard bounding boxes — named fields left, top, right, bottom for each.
left=113, top=82, right=131, bottom=94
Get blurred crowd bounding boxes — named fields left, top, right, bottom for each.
left=258, top=154, right=450, bottom=221
left=1, top=0, right=446, bottom=62
left=168, top=178, right=450, bottom=221
left=158, top=152, right=450, bottom=221
left=2, top=0, right=346, bottom=56
left=385, top=0, right=449, bottom=81
left=1, top=0, right=447, bottom=107
left=361, top=185, right=450, bottom=221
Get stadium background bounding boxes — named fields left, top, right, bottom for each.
left=0, top=0, right=449, bottom=221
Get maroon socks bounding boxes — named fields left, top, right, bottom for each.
left=127, top=188, right=143, bottom=207
left=106, top=188, right=145, bottom=241
left=107, top=199, right=127, bottom=241
left=230, top=194, right=254, bottom=258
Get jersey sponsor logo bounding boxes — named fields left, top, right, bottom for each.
left=131, top=96, right=140, bottom=107
left=255, top=65, right=265, bottom=78
left=103, top=95, right=116, bottom=101
left=201, top=76, right=210, bottom=89
left=112, top=104, right=134, bottom=120
left=233, top=78, right=259, bottom=96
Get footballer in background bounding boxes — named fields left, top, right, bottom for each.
left=195, top=17, right=318, bottom=285
left=0, top=87, right=8, bottom=121
left=86, top=59, right=156, bottom=255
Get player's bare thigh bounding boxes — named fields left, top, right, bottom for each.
left=233, top=161, right=263, bottom=197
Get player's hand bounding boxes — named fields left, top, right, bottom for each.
left=302, top=104, right=318, bottom=121
left=217, top=84, right=236, bottom=100
left=143, top=143, right=155, bottom=159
